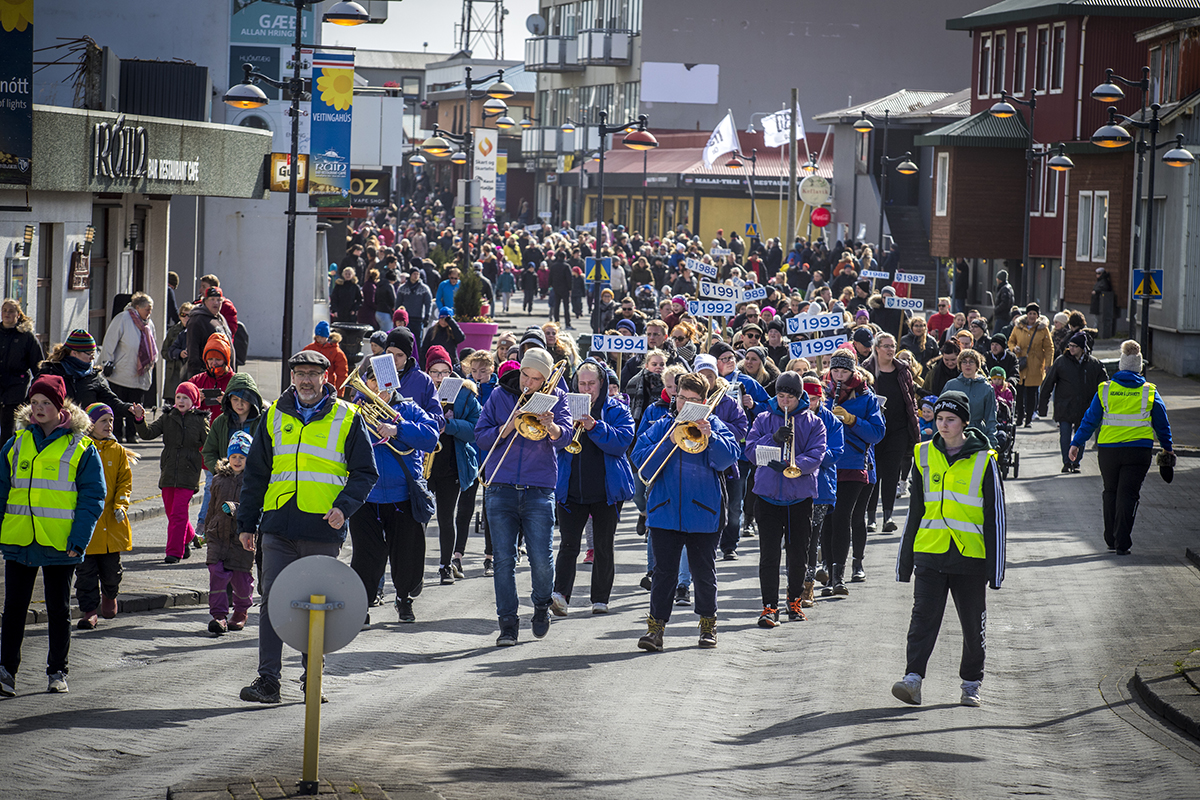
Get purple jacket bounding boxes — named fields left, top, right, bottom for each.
left=475, top=369, right=572, bottom=489
left=712, top=383, right=749, bottom=479
left=745, top=396, right=826, bottom=505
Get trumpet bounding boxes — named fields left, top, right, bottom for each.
left=564, top=422, right=585, bottom=454
left=637, top=388, right=723, bottom=491
left=782, top=405, right=803, bottom=479
left=340, top=371, right=413, bottom=457
left=479, top=359, right=569, bottom=487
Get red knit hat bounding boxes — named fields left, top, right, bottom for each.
left=28, top=375, right=67, bottom=411
left=425, top=345, right=452, bottom=371
left=175, top=382, right=202, bottom=408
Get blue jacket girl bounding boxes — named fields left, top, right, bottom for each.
left=364, top=398, right=439, bottom=504
left=556, top=359, right=635, bottom=506
left=633, top=413, right=740, bottom=534
left=442, top=380, right=482, bottom=489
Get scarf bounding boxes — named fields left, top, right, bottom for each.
left=129, top=307, right=158, bottom=376
left=675, top=341, right=696, bottom=364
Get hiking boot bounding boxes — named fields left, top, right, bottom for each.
left=891, top=673, right=923, bottom=706
left=583, top=549, right=594, bottom=564
left=639, top=572, right=653, bottom=591
left=550, top=592, right=569, bottom=617
left=636, top=514, right=647, bottom=537
left=757, top=607, right=779, bottom=628
left=831, top=565, right=849, bottom=596
left=698, top=617, right=717, bottom=648
left=496, top=615, right=519, bottom=646
left=814, top=564, right=830, bottom=585
left=228, top=610, right=249, bottom=631
left=47, top=672, right=68, bottom=693
left=439, top=566, right=454, bottom=585
left=787, top=598, right=807, bottom=622
left=396, top=598, right=416, bottom=623
left=77, top=610, right=99, bottom=630
left=451, top=557, right=465, bottom=579
left=591, top=602, right=608, bottom=614
left=960, top=680, right=982, bottom=707
left=483, top=558, right=494, bottom=577
left=851, top=558, right=866, bottom=582
left=638, top=617, right=665, bottom=652
left=100, top=595, right=117, bottom=619
left=0, top=666, right=14, bottom=697
left=675, top=585, right=691, bottom=606
left=240, top=676, right=281, bottom=704
left=208, top=617, right=228, bottom=635
left=532, top=604, right=551, bottom=638
left=801, top=581, right=816, bottom=608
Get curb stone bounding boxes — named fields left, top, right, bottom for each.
left=166, top=775, right=444, bottom=799
left=1132, top=641, right=1200, bottom=742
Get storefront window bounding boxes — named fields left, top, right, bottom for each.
left=633, top=199, right=645, bottom=235
left=649, top=199, right=660, bottom=239
left=618, top=198, right=630, bottom=230
left=677, top=199, right=690, bottom=233
left=663, top=199, right=675, bottom=237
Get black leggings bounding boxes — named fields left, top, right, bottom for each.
left=809, top=503, right=832, bottom=571
left=2, top=561, right=74, bottom=676
left=554, top=500, right=617, bottom=604
left=1015, top=385, right=1039, bottom=425
left=826, top=480, right=871, bottom=568
left=110, top=383, right=144, bottom=442
left=429, top=475, right=479, bottom=565
left=523, top=290, right=536, bottom=313
left=349, top=500, right=425, bottom=602
left=868, top=433, right=912, bottom=524
left=757, top=499, right=812, bottom=607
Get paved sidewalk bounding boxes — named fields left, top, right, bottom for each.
left=166, top=775, right=442, bottom=800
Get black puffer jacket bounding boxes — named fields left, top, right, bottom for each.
left=1038, top=352, right=1108, bottom=424
left=0, top=324, right=43, bottom=405
left=37, top=358, right=128, bottom=412
left=135, top=406, right=210, bottom=490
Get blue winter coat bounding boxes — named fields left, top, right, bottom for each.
left=826, top=380, right=886, bottom=471
left=365, top=399, right=440, bottom=504
left=475, top=368, right=573, bottom=489
left=396, top=357, right=445, bottom=430
left=435, top=279, right=458, bottom=311
left=555, top=359, right=636, bottom=506
left=442, top=381, right=482, bottom=489
left=744, top=396, right=826, bottom=505
left=1072, top=370, right=1173, bottom=450
left=814, top=403, right=845, bottom=504
left=729, top=369, right=770, bottom=421
left=476, top=373, right=498, bottom=407
left=633, top=412, right=740, bottom=534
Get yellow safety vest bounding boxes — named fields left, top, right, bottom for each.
left=1097, top=380, right=1156, bottom=445
left=263, top=398, right=357, bottom=514
left=913, top=441, right=991, bottom=560
left=1, top=429, right=91, bottom=550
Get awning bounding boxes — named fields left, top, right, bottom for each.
left=914, top=110, right=1029, bottom=149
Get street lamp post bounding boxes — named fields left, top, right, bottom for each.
left=989, top=90, right=1040, bottom=305
left=725, top=149, right=759, bottom=249
left=852, top=110, right=898, bottom=251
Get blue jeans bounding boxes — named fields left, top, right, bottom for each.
left=720, top=467, right=748, bottom=554
left=646, top=536, right=691, bottom=588
left=1059, top=421, right=1080, bottom=467
left=484, top=484, right=555, bottom=619
left=375, top=311, right=392, bottom=331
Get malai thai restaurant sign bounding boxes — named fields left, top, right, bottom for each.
left=0, top=0, right=34, bottom=186
left=308, top=51, right=354, bottom=208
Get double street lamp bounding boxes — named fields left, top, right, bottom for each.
left=852, top=110, right=919, bottom=254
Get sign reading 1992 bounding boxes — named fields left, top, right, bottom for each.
left=688, top=299, right=736, bottom=317
left=591, top=335, right=647, bottom=354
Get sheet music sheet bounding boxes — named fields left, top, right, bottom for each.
left=371, top=354, right=400, bottom=392
left=437, top=377, right=464, bottom=403
left=755, top=445, right=781, bottom=467
left=676, top=401, right=711, bottom=423
left=519, top=391, right=558, bottom=416
left=566, top=393, right=592, bottom=422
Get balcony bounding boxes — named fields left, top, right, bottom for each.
left=576, top=29, right=632, bottom=66
left=524, top=35, right=583, bottom=72
left=522, top=127, right=571, bottom=157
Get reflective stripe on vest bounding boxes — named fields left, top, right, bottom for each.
left=0, top=429, right=90, bottom=550
left=263, top=399, right=356, bottom=514
left=913, top=441, right=990, bottom=560
left=1097, top=381, right=1155, bottom=444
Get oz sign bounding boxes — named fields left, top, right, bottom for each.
left=350, top=169, right=392, bottom=208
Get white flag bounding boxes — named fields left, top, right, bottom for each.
left=702, top=112, right=738, bottom=168
left=762, top=106, right=807, bottom=149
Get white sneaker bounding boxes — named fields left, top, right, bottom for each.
left=47, top=672, right=68, bottom=693
left=550, top=592, right=569, bottom=617
left=591, top=602, right=608, bottom=614
left=0, top=666, right=14, bottom=697
left=891, top=673, right=922, bottom=705
left=960, top=680, right=982, bottom=707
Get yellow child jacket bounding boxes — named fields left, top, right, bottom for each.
left=86, top=436, right=134, bottom=554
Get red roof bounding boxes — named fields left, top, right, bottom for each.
left=595, top=131, right=833, bottom=179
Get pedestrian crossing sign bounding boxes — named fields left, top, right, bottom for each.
left=585, top=256, right=611, bottom=282
left=745, top=223, right=758, bottom=236
left=1133, top=268, right=1163, bottom=298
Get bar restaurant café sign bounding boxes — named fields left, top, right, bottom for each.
left=92, top=115, right=199, bottom=183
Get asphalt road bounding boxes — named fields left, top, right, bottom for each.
left=1, top=420, right=1198, bottom=800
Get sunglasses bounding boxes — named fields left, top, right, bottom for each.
left=673, top=336, right=689, bottom=343
left=743, top=332, right=761, bottom=339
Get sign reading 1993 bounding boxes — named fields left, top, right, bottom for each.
left=785, top=312, right=844, bottom=336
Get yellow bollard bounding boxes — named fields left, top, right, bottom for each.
left=300, top=593, right=326, bottom=793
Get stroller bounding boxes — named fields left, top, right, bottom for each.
left=994, top=390, right=1019, bottom=479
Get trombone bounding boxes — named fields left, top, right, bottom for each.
left=782, top=405, right=803, bottom=479
left=636, top=388, right=723, bottom=492
left=479, top=359, right=569, bottom=487
left=340, top=371, right=414, bottom=457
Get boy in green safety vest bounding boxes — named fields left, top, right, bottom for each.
left=893, top=390, right=1006, bottom=708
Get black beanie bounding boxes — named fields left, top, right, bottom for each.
left=829, top=349, right=857, bottom=372
left=520, top=326, right=547, bottom=350
left=385, top=326, right=414, bottom=357
left=934, top=390, right=971, bottom=425
left=709, top=341, right=734, bottom=360
left=775, top=370, right=804, bottom=397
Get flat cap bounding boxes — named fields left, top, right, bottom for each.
left=289, top=350, right=330, bottom=369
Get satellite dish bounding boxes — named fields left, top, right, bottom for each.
left=526, top=13, right=547, bottom=35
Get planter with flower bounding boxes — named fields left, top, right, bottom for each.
left=454, top=255, right=498, bottom=357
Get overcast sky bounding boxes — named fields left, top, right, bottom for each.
left=322, top=0, right=540, bottom=60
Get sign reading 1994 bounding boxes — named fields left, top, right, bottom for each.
left=591, top=335, right=647, bottom=354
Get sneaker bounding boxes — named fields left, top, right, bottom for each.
left=163, top=556, right=180, bottom=564
left=722, top=550, right=738, bottom=561
left=960, top=680, right=982, bottom=707
left=240, top=676, right=281, bottom=704
left=371, top=589, right=384, bottom=607
left=100, top=595, right=117, bottom=619
left=698, top=617, right=717, bottom=648
left=851, top=558, right=866, bottom=582
left=882, top=519, right=898, bottom=533
left=583, top=549, right=594, bottom=564
left=800, top=581, right=816, bottom=608
left=483, top=558, right=495, bottom=577
left=496, top=615, right=519, bottom=647
left=638, top=617, right=665, bottom=652
left=743, top=521, right=756, bottom=537
left=532, top=604, right=551, bottom=638
left=0, top=666, right=14, bottom=697
left=895, top=484, right=905, bottom=498
left=228, top=610, right=248, bottom=631
left=47, top=672, right=68, bottom=693
left=639, top=572, right=653, bottom=591
left=396, top=598, right=416, bottom=623
left=891, top=673, right=922, bottom=705
left=757, top=607, right=779, bottom=628
left=77, top=610, right=99, bottom=630
left=866, top=522, right=877, bottom=533
left=550, top=592, right=569, bottom=617
left=451, top=557, right=465, bottom=579
left=439, top=566, right=455, bottom=585
left=208, top=617, right=228, bottom=635
left=787, top=598, right=807, bottom=622
left=591, top=602, right=608, bottom=614
left=191, top=536, right=205, bottom=549
left=300, top=680, right=328, bottom=704
left=675, top=585, right=691, bottom=606
left=1061, top=465, right=1072, bottom=474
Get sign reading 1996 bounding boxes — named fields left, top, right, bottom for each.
left=591, top=335, right=647, bottom=354
left=789, top=335, right=848, bottom=359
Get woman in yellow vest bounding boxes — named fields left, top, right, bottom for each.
left=894, top=390, right=1006, bottom=708
left=0, top=375, right=106, bottom=697
left=1068, top=340, right=1173, bottom=555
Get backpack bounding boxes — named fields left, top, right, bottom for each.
left=234, top=322, right=250, bottom=367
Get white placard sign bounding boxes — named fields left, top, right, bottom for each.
left=893, top=271, right=926, bottom=285
left=861, top=270, right=891, bottom=280
left=688, top=299, right=736, bottom=317
left=700, top=281, right=742, bottom=301
left=789, top=335, right=849, bottom=360
left=685, top=257, right=719, bottom=279
left=742, top=285, right=768, bottom=302
left=711, top=247, right=732, bottom=257
left=591, top=334, right=647, bottom=354
left=755, top=445, right=782, bottom=467
left=885, top=296, right=924, bottom=311
left=518, top=391, right=558, bottom=416
left=785, top=312, right=844, bottom=336
left=436, top=377, right=464, bottom=403
left=370, top=354, right=401, bottom=393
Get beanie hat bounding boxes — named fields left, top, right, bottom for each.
left=65, top=329, right=96, bottom=353
left=852, top=327, right=875, bottom=349
left=1118, top=340, right=1143, bottom=373
left=86, top=402, right=114, bottom=423
left=1053, top=312, right=1069, bottom=326
left=203, top=333, right=232, bottom=366
left=934, top=390, right=971, bottom=425
left=766, top=318, right=785, bottom=334
left=520, top=326, right=547, bottom=351
left=175, top=381, right=203, bottom=408
left=315, top=320, right=331, bottom=338
left=709, top=341, right=734, bottom=360
left=425, top=345, right=452, bottom=371
left=855, top=279, right=871, bottom=292
left=746, top=345, right=769, bottom=365
left=393, top=307, right=409, bottom=327
left=921, top=394, right=939, bottom=410
left=438, top=306, right=453, bottom=319
left=498, top=359, right=520, bottom=378
left=1025, top=302, right=1040, bottom=314
left=1068, top=330, right=1091, bottom=351
left=369, top=330, right=388, bottom=348
left=520, top=347, right=554, bottom=380
left=990, top=333, right=1008, bottom=347
left=385, top=326, right=415, bottom=357
left=989, top=366, right=1007, bottom=378
left=997, top=270, right=1008, bottom=282
left=27, top=375, right=67, bottom=411
left=854, top=309, right=870, bottom=321
left=671, top=295, right=687, bottom=307
left=775, top=370, right=804, bottom=397
left=615, top=318, right=637, bottom=334
left=693, top=353, right=719, bottom=374
left=829, top=350, right=857, bottom=371
left=227, top=431, right=253, bottom=457
left=880, top=285, right=896, bottom=297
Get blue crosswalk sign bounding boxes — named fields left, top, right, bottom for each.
left=1133, top=268, right=1162, bottom=298
left=745, top=223, right=758, bottom=236
left=585, top=257, right=612, bottom=289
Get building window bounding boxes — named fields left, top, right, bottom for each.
left=1076, top=192, right=1092, bottom=260
left=1044, top=166, right=1059, bottom=217
left=649, top=198, right=660, bottom=238
left=935, top=152, right=949, bottom=216
left=622, top=81, right=640, bottom=121
left=978, top=33, right=993, bottom=98
left=1013, top=29, right=1028, bottom=95
left=677, top=199, right=690, bottom=230
left=1149, top=46, right=1162, bottom=104
left=1076, top=191, right=1108, bottom=262
left=993, top=32, right=1007, bottom=95
left=1050, top=23, right=1066, bottom=92
left=1035, top=25, right=1049, bottom=92
left=1031, top=155, right=1043, bottom=215
left=1164, top=38, right=1180, bottom=103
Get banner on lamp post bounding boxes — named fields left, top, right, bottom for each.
left=702, top=111, right=737, bottom=168
left=0, top=0, right=34, bottom=187
left=761, top=105, right=806, bottom=149
left=473, top=128, right=498, bottom=222
left=308, top=51, right=354, bottom=208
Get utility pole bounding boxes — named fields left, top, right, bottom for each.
left=785, top=88, right=798, bottom=251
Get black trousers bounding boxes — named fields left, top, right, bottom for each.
left=110, top=382, right=145, bottom=442
left=349, top=500, right=425, bottom=603
left=523, top=290, right=536, bottom=313
left=743, top=464, right=758, bottom=529
left=551, top=293, right=572, bottom=325
left=757, top=498, right=812, bottom=608
left=649, top=529, right=719, bottom=622
left=74, top=552, right=123, bottom=611
left=827, top=480, right=871, bottom=567
left=429, top=476, right=480, bottom=565
left=809, top=503, right=832, bottom=571
left=905, top=567, right=987, bottom=682
left=0, top=403, right=21, bottom=448
left=869, top=433, right=911, bottom=524
left=1015, top=385, right=1039, bottom=425
left=1097, top=446, right=1152, bottom=552
left=554, top=500, right=617, bottom=604
left=2, top=561, right=75, bottom=676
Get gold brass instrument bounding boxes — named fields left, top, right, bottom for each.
left=478, top=387, right=530, bottom=487
left=782, top=405, right=803, bottom=479
left=564, top=420, right=586, bottom=454
left=637, top=388, right=724, bottom=491
left=479, top=359, right=569, bottom=487
left=340, top=371, right=414, bottom=457
left=423, top=442, right=443, bottom=479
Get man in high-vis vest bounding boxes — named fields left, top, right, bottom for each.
left=237, top=350, right=377, bottom=704
left=1069, top=340, right=1172, bottom=555
left=894, top=391, right=1006, bottom=708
